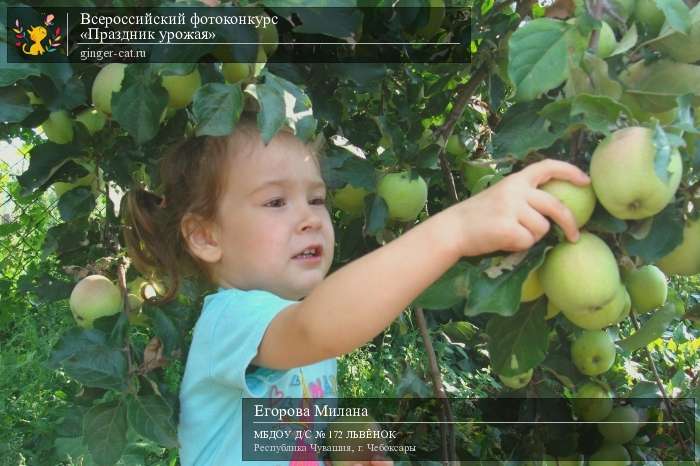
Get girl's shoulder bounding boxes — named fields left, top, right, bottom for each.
left=203, top=287, right=293, bottom=310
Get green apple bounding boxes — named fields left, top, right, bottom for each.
left=521, top=267, right=544, bottom=303
left=613, top=288, right=632, bottom=324
left=590, top=127, right=682, bottom=220
left=332, top=184, right=369, bottom=217
left=540, top=233, right=621, bottom=313
left=563, top=285, right=626, bottom=330
left=126, top=293, right=150, bottom=326
left=573, top=382, right=613, bottom=421
left=598, top=406, right=640, bottom=443
left=635, top=0, right=665, bottom=36
left=623, top=265, right=667, bottom=313
left=571, top=330, right=616, bottom=376
left=656, top=218, right=700, bottom=276
left=596, top=21, right=618, bottom=59
left=327, top=415, right=384, bottom=466
left=377, top=171, right=428, bottom=221
left=91, top=63, right=126, bottom=115
left=498, top=368, right=534, bottom=389
left=540, top=179, right=596, bottom=228
left=463, top=162, right=496, bottom=192
left=416, top=0, right=445, bottom=38
left=446, top=134, right=467, bottom=157
left=258, top=13, right=279, bottom=56
left=589, top=443, right=631, bottom=466
left=41, top=110, right=74, bottom=144
left=75, top=108, right=107, bottom=135
left=69, top=275, right=123, bottom=328
left=162, top=68, right=202, bottom=110
left=222, top=62, right=252, bottom=84
left=545, top=300, right=561, bottom=320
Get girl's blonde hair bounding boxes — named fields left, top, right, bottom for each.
left=121, top=117, right=323, bottom=303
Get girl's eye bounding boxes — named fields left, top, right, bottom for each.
left=311, top=197, right=327, bottom=205
left=265, top=198, right=285, bottom=208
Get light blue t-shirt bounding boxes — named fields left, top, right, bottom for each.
left=178, top=288, right=338, bottom=466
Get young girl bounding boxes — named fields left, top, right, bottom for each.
left=122, top=116, right=588, bottom=465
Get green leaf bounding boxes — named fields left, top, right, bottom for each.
left=621, top=60, right=700, bottom=114
left=0, top=63, right=41, bottom=86
left=246, top=83, right=286, bottom=144
left=54, top=436, right=96, bottom=466
left=612, top=23, right=638, bottom=56
left=627, top=380, right=661, bottom=398
left=617, top=303, right=679, bottom=353
left=112, top=66, right=168, bottom=145
left=126, top=395, right=178, bottom=448
left=565, top=54, right=624, bottom=100
left=571, top=94, right=631, bottom=134
left=652, top=123, right=675, bottom=184
left=272, top=7, right=363, bottom=40
left=508, top=19, right=578, bottom=101
left=263, top=72, right=317, bottom=142
left=486, top=301, right=549, bottom=376
left=0, top=85, right=33, bottom=122
left=441, top=321, right=479, bottom=345
left=541, top=354, right=586, bottom=389
left=655, top=0, right=691, bottom=34
left=192, top=83, right=243, bottom=137
left=58, top=187, right=96, bottom=221
left=17, top=143, right=79, bottom=195
left=83, top=402, right=127, bottom=466
left=464, top=243, right=547, bottom=317
left=587, top=204, right=628, bottom=234
left=0, top=222, right=22, bottom=237
left=49, top=328, right=128, bottom=390
left=492, top=101, right=563, bottom=159
left=365, top=194, right=388, bottom=237
left=326, top=63, right=387, bottom=89
left=622, top=204, right=684, bottom=263
left=413, top=262, right=473, bottom=310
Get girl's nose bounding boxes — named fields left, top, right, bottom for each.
left=298, top=203, right=323, bottom=232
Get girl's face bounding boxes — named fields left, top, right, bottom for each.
left=212, top=130, right=335, bottom=300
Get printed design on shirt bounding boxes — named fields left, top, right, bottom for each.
left=290, top=369, right=321, bottom=465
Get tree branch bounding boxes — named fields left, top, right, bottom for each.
left=629, top=312, right=691, bottom=456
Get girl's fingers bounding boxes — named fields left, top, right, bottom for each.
left=504, top=223, right=538, bottom=252
left=527, top=189, right=580, bottom=242
left=518, top=207, right=551, bottom=242
left=522, top=159, right=590, bottom=187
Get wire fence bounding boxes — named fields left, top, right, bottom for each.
left=0, top=135, right=113, bottom=290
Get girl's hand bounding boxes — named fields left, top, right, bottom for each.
left=446, top=159, right=590, bottom=257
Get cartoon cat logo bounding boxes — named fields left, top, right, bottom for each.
left=13, top=14, right=62, bottom=57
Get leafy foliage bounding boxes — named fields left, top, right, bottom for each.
left=1, top=0, right=699, bottom=464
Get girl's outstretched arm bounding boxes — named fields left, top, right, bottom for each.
left=253, top=160, right=589, bottom=370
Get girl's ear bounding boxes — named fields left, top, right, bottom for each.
left=181, top=213, right=222, bottom=264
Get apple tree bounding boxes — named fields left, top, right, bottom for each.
left=0, top=0, right=699, bottom=464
